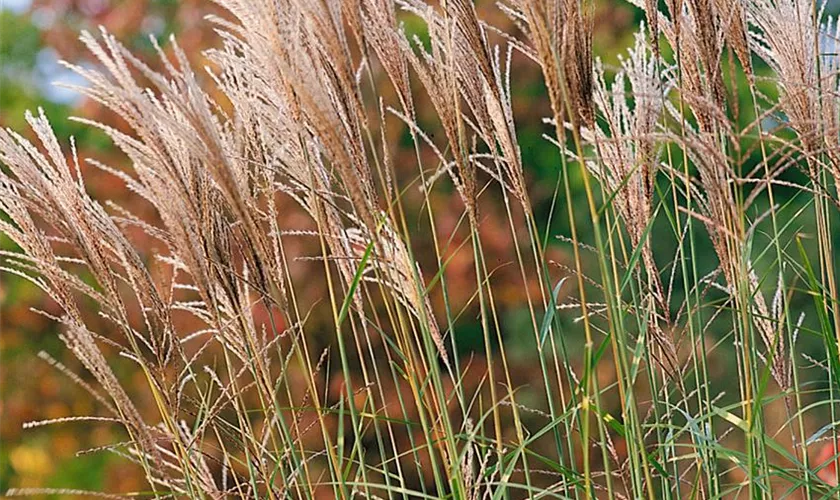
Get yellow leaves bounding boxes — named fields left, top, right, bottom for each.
left=9, top=444, right=54, bottom=480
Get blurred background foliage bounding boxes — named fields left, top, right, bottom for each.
left=0, top=0, right=836, bottom=496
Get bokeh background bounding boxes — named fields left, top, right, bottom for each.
left=1, top=0, right=836, bottom=495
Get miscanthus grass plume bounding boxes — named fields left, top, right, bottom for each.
left=4, top=0, right=840, bottom=497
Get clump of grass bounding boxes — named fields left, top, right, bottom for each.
left=4, top=0, right=840, bottom=498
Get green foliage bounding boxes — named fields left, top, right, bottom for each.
left=5, top=0, right=840, bottom=498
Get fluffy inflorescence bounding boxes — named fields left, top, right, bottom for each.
left=2, top=0, right=839, bottom=497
